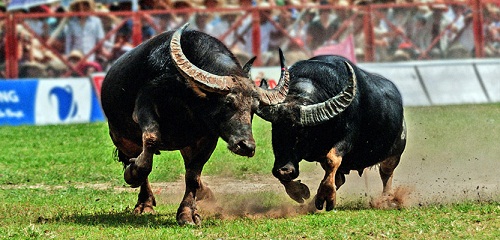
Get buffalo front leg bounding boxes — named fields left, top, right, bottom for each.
left=176, top=136, right=217, bottom=226
left=379, top=155, right=401, bottom=195
left=124, top=92, right=161, bottom=188
left=115, top=150, right=156, bottom=214
left=316, top=148, right=342, bottom=211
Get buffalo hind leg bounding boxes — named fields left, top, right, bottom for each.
left=124, top=91, right=161, bottom=188
left=379, top=155, right=401, bottom=195
left=316, top=148, right=342, bottom=211
left=177, top=136, right=217, bottom=226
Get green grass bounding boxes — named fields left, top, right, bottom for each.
left=0, top=188, right=498, bottom=239
left=0, top=119, right=276, bottom=186
left=1, top=104, right=500, bottom=238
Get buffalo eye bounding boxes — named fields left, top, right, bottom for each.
left=224, top=94, right=239, bottom=110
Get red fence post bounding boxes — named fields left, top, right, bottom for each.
left=363, top=5, right=375, bottom=62
left=251, top=7, right=262, bottom=66
left=4, top=13, right=18, bottom=79
left=471, top=0, right=484, bottom=58
left=132, top=11, right=142, bottom=47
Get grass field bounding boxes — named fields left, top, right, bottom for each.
left=1, top=104, right=499, bottom=239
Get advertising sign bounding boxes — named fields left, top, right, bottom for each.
left=0, top=79, right=38, bottom=125
left=0, top=78, right=105, bottom=126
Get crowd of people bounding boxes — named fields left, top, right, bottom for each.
left=0, top=0, right=499, bottom=78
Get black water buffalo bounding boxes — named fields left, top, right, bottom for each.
left=257, top=55, right=406, bottom=210
left=100, top=24, right=290, bottom=225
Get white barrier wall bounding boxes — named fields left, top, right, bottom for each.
left=361, top=59, right=500, bottom=106
left=252, top=59, right=500, bottom=107
left=475, top=63, right=500, bottom=102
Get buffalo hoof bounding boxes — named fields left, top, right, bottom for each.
left=315, top=184, right=336, bottom=211
left=133, top=203, right=156, bottom=215
left=124, top=160, right=151, bottom=188
left=315, top=195, right=336, bottom=211
left=176, top=207, right=202, bottom=226
left=282, top=180, right=311, bottom=204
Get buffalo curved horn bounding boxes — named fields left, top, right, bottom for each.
left=170, top=23, right=233, bottom=92
left=242, top=56, right=257, bottom=78
left=298, top=61, right=357, bottom=126
left=256, top=48, right=290, bottom=106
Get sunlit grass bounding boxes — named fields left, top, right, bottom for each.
left=1, top=104, right=499, bottom=238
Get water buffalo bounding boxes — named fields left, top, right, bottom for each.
left=100, top=23, right=290, bottom=225
left=257, top=55, right=406, bottom=210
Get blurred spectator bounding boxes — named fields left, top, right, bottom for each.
left=372, top=13, right=390, bottom=61
left=171, top=0, right=194, bottom=29
left=305, top=1, right=340, bottom=51
left=64, top=0, right=105, bottom=62
left=333, top=0, right=353, bottom=41
left=16, top=26, right=33, bottom=64
left=108, top=31, right=134, bottom=64
left=111, top=1, right=156, bottom=43
left=67, top=49, right=102, bottom=77
left=408, top=6, right=432, bottom=55
left=210, top=12, right=239, bottom=47
left=287, top=7, right=316, bottom=50
left=204, top=0, right=220, bottom=9
left=46, top=6, right=67, bottom=55
left=268, top=0, right=307, bottom=52
left=78, top=61, right=103, bottom=76
left=192, top=13, right=214, bottom=33
left=25, top=5, right=52, bottom=38
left=484, top=4, right=500, bottom=57
left=68, top=50, right=85, bottom=66
left=428, top=4, right=453, bottom=58
left=446, top=4, right=474, bottom=59
left=18, top=61, right=46, bottom=78
left=240, top=2, right=279, bottom=54
left=45, top=58, right=66, bottom=78
left=201, top=0, right=224, bottom=34
left=385, top=7, right=412, bottom=58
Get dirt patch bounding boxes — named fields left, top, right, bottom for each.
left=134, top=156, right=499, bottom=221
left=4, top=156, right=497, bottom=220
left=149, top=158, right=499, bottom=213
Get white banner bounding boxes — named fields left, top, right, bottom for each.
left=34, top=78, right=93, bottom=125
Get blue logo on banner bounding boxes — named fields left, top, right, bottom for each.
left=49, top=86, right=78, bottom=121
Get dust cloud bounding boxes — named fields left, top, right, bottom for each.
left=197, top=193, right=318, bottom=220
left=369, top=186, right=413, bottom=209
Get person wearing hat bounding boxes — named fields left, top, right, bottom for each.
left=64, top=0, right=105, bottom=62
left=305, top=1, right=341, bottom=51
left=170, top=0, right=194, bottom=29
left=428, top=3, right=454, bottom=58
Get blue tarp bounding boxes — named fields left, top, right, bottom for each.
left=7, top=0, right=60, bottom=11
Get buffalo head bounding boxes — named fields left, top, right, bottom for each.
left=170, top=23, right=290, bottom=157
left=257, top=61, right=357, bottom=181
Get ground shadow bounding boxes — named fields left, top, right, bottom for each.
left=44, top=211, right=180, bottom=228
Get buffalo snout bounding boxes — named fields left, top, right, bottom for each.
left=229, top=138, right=256, bottom=157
